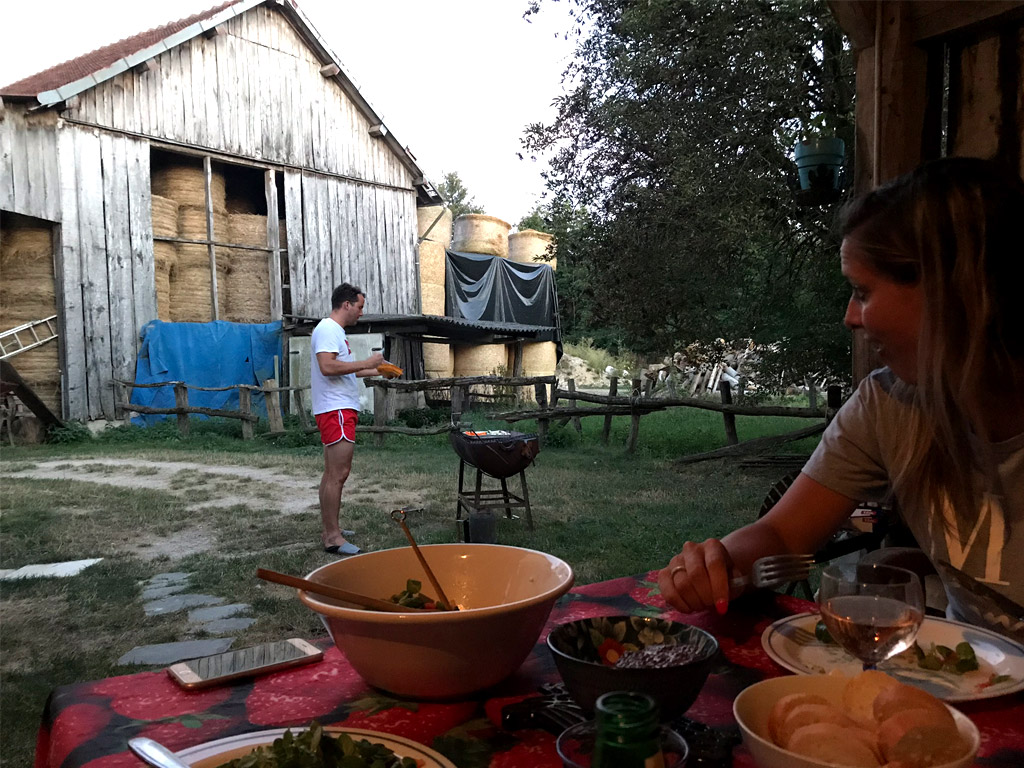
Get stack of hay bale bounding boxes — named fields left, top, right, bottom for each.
left=151, top=195, right=179, bottom=321
left=0, top=223, right=61, bottom=412
left=451, top=214, right=511, bottom=384
left=223, top=213, right=271, bottom=323
left=508, top=229, right=558, bottom=384
left=153, top=162, right=229, bottom=322
left=417, top=205, right=454, bottom=380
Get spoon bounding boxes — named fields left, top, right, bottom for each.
left=256, top=568, right=422, bottom=612
left=391, top=508, right=457, bottom=610
left=128, top=737, right=191, bottom=768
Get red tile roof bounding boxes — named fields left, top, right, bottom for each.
left=0, top=1, right=242, bottom=99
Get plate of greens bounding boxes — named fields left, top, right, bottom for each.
left=175, top=722, right=456, bottom=767
left=762, top=612, right=1024, bottom=701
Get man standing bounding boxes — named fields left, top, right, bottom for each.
left=311, top=283, right=384, bottom=555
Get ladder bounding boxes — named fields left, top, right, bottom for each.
left=0, top=316, right=59, bottom=361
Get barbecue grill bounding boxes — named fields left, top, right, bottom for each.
left=451, top=429, right=539, bottom=541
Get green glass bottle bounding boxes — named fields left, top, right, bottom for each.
left=592, top=691, right=665, bottom=768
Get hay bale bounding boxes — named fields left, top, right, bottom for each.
left=452, top=214, right=511, bottom=258
left=154, top=241, right=177, bottom=322
left=178, top=206, right=228, bottom=242
left=153, top=162, right=226, bottom=212
left=417, top=205, right=452, bottom=245
left=223, top=214, right=271, bottom=323
left=419, top=240, right=446, bottom=287
left=423, top=343, right=454, bottom=378
left=169, top=243, right=230, bottom=322
left=522, top=341, right=558, bottom=376
left=421, top=283, right=446, bottom=316
left=151, top=194, right=179, bottom=238
left=509, top=229, right=557, bottom=270
left=454, top=344, right=507, bottom=377
left=0, top=224, right=60, bottom=410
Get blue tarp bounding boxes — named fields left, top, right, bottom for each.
left=130, top=320, right=284, bottom=426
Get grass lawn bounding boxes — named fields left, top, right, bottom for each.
left=0, top=404, right=819, bottom=767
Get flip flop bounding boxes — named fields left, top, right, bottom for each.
left=324, top=542, right=362, bottom=556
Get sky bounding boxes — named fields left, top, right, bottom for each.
left=0, top=0, right=579, bottom=225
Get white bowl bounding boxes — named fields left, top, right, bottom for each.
left=733, top=674, right=980, bottom=768
left=299, top=544, right=574, bottom=698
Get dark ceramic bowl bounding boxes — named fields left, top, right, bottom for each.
left=547, top=615, right=719, bottom=720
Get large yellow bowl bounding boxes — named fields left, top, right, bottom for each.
left=733, top=674, right=980, bottom=768
left=299, top=544, right=574, bottom=698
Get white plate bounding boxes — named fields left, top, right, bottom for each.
left=761, top=612, right=1024, bottom=701
left=175, top=726, right=457, bottom=768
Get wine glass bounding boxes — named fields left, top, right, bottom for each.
left=818, top=562, right=925, bottom=670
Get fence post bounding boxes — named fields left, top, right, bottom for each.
left=374, top=386, right=387, bottom=446
left=719, top=380, right=738, bottom=445
left=807, top=377, right=818, bottom=410
left=451, top=385, right=465, bottom=424
left=263, top=378, right=284, bottom=433
left=602, top=376, right=618, bottom=445
left=568, top=378, right=583, bottom=435
left=826, top=385, right=842, bottom=425
left=239, top=387, right=253, bottom=440
left=626, top=376, right=641, bottom=453
left=294, top=388, right=312, bottom=430
left=173, top=383, right=190, bottom=438
left=534, top=381, right=549, bottom=445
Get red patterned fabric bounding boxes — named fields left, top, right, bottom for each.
left=34, top=572, right=1023, bottom=767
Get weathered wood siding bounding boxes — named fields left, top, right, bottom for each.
left=67, top=4, right=413, bottom=190
left=284, top=169, right=417, bottom=318
left=0, top=109, right=61, bottom=222
left=57, top=125, right=155, bottom=421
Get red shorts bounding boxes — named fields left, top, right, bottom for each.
left=315, top=409, right=357, bottom=445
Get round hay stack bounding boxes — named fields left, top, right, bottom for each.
left=509, top=229, right=556, bottom=270
left=423, top=342, right=454, bottom=378
left=419, top=240, right=447, bottom=287
left=151, top=195, right=179, bottom=322
left=454, top=344, right=507, bottom=377
left=421, top=283, right=446, bottom=316
left=152, top=163, right=226, bottom=212
left=452, top=214, right=511, bottom=258
left=223, top=214, right=271, bottom=323
left=522, top=341, right=558, bottom=376
left=417, top=205, right=452, bottom=246
left=0, top=225, right=61, bottom=411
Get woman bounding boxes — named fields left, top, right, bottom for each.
left=659, top=157, right=1024, bottom=639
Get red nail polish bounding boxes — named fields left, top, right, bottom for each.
left=715, top=599, right=728, bottom=615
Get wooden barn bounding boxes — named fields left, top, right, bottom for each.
left=0, top=0, right=440, bottom=422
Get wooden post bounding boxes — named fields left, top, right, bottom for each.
left=535, top=381, right=549, bottom=445
left=826, top=384, right=843, bottom=425
left=239, top=387, right=253, bottom=440
left=204, top=155, right=220, bottom=321
left=451, top=385, right=465, bottom=424
left=719, top=380, right=738, bottom=445
left=265, top=169, right=283, bottom=321
left=602, top=376, right=618, bottom=445
left=373, top=387, right=391, bottom=446
left=174, top=383, right=190, bottom=438
left=643, top=377, right=653, bottom=397
left=262, top=379, right=284, bottom=433
left=626, top=376, right=641, bottom=453
left=568, top=378, right=582, bottom=435
left=806, top=377, right=818, bottom=411
left=294, top=388, right=312, bottom=430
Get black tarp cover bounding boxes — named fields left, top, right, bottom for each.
left=445, top=250, right=561, bottom=347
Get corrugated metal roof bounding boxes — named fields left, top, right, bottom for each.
left=0, top=1, right=239, bottom=98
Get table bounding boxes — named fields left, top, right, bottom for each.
left=35, top=571, right=1024, bottom=768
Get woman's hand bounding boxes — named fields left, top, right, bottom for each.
left=658, top=538, right=737, bottom=614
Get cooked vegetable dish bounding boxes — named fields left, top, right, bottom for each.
left=389, top=579, right=452, bottom=611
left=218, top=722, right=419, bottom=767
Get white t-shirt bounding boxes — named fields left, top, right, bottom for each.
left=310, top=318, right=361, bottom=414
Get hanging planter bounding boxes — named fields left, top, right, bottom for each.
left=794, top=137, right=846, bottom=191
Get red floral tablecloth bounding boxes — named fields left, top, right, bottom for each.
left=34, top=571, right=1024, bottom=768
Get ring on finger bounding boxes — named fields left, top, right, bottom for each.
left=670, top=565, right=686, bottom=579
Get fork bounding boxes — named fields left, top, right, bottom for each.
left=729, top=553, right=814, bottom=590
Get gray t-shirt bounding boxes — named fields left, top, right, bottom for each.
left=804, top=368, right=1024, bottom=640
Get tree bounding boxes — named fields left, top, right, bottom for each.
left=523, top=0, right=855, bottom=387
left=517, top=206, right=551, bottom=233
left=436, top=171, right=485, bottom=221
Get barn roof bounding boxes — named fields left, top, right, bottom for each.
left=0, top=0, right=440, bottom=202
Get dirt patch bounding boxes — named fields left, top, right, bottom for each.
left=2, top=459, right=425, bottom=561
left=557, top=353, right=606, bottom=387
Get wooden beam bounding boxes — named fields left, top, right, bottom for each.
left=203, top=26, right=220, bottom=39
left=319, top=62, right=341, bottom=77
left=204, top=156, right=220, bottom=321
left=907, top=1, right=1024, bottom=43
left=827, top=0, right=877, bottom=49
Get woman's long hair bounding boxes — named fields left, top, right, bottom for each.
left=839, top=157, right=1024, bottom=529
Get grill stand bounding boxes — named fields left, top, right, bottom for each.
left=456, top=458, right=534, bottom=541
